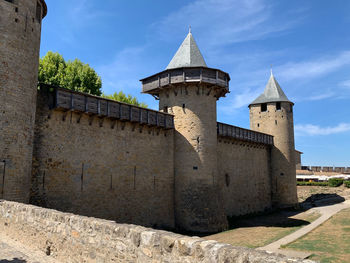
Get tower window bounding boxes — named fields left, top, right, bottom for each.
left=275, top=120, right=278, bottom=125
left=290, top=105, right=293, bottom=113
left=182, top=104, right=185, bottom=109
left=163, top=106, right=168, bottom=113
left=225, top=174, right=230, bottom=187
left=261, top=103, right=267, bottom=112
left=276, top=102, right=281, bottom=110
left=36, top=2, right=42, bottom=23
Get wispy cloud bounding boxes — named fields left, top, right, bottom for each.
left=296, top=91, right=335, bottom=102
left=295, top=123, right=350, bottom=136
left=154, top=0, right=303, bottom=47
left=68, top=0, right=111, bottom=27
left=279, top=51, right=350, bottom=81
left=339, top=80, right=350, bottom=89
left=97, top=47, right=147, bottom=94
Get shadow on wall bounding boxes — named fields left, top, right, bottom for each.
left=174, top=130, right=227, bottom=234
left=271, top=145, right=296, bottom=204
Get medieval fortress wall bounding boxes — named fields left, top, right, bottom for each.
left=0, top=0, right=46, bottom=202
left=0, top=0, right=298, bottom=238
left=31, top=87, right=176, bottom=229
left=217, top=137, right=272, bottom=217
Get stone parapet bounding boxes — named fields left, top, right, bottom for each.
left=0, top=201, right=314, bottom=263
left=217, top=122, right=274, bottom=145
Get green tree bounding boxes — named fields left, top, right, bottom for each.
left=38, top=51, right=66, bottom=87
left=102, top=91, right=148, bottom=108
left=39, top=51, right=102, bottom=96
left=39, top=51, right=147, bottom=107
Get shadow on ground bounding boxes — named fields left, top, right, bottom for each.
left=176, top=193, right=346, bottom=237
left=0, top=259, right=26, bottom=263
left=224, top=193, right=346, bottom=231
left=300, top=193, right=345, bottom=208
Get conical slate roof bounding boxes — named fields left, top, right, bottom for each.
left=250, top=72, right=292, bottom=105
left=166, top=30, right=207, bottom=69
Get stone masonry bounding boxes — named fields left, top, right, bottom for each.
left=0, top=200, right=315, bottom=263
left=0, top=0, right=299, bottom=237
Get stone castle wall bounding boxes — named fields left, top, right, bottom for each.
left=0, top=0, right=45, bottom=202
left=250, top=102, right=297, bottom=206
left=31, top=87, right=175, bottom=229
left=0, top=200, right=312, bottom=263
left=158, top=84, right=227, bottom=233
left=217, top=138, right=272, bottom=217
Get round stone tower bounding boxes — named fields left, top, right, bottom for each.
left=141, top=31, right=230, bottom=232
left=249, top=71, right=298, bottom=206
left=0, top=0, right=47, bottom=202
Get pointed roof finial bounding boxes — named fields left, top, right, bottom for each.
left=270, top=64, right=273, bottom=76
left=249, top=71, right=293, bottom=105
left=166, top=29, right=207, bottom=69
left=189, top=25, right=192, bottom=34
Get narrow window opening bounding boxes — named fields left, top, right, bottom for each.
left=193, top=166, right=198, bottom=170
left=36, top=1, right=42, bottom=23
left=182, top=103, right=185, bottom=109
left=276, top=102, right=281, bottom=110
left=257, top=123, right=260, bottom=127
left=163, top=106, right=168, bottom=113
left=225, top=174, right=230, bottom=187
left=290, top=105, right=293, bottom=113
left=14, top=18, right=18, bottom=23
left=15, top=7, right=18, bottom=12
left=5, top=0, right=14, bottom=3
left=261, top=103, right=267, bottom=112
left=280, top=172, right=284, bottom=176
left=275, top=120, right=277, bottom=125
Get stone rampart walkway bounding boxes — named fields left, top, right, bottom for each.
left=257, top=200, right=350, bottom=259
left=0, top=234, right=58, bottom=263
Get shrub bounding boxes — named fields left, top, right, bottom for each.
left=328, top=178, right=344, bottom=187
left=297, top=181, right=328, bottom=186
left=344, top=181, right=350, bottom=188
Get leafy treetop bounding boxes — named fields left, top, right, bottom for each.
left=39, top=51, right=147, bottom=107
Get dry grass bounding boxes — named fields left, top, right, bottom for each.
left=204, top=210, right=320, bottom=248
left=285, top=208, right=350, bottom=263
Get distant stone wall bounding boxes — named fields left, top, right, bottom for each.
left=217, top=136, right=272, bottom=217
left=0, top=201, right=312, bottom=263
left=302, top=166, right=350, bottom=173
left=31, top=87, right=175, bottom=229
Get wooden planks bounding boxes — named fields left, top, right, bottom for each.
left=217, top=122, right=273, bottom=145
left=51, top=86, right=174, bottom=129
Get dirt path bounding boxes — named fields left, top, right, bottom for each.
left=257, top=200, right=350, bottom=259
left=0, top=233, right=58, bottom=263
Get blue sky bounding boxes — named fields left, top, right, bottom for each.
left=40, top=0, right=350, bottom=166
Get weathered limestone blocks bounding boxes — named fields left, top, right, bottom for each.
left=0, top=201, right=315, bottom=263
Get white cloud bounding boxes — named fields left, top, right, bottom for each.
left=278, top=51, right=350, bottom=81
left=154, top=0, right=303, bottom=47
left=295, top=123, right=350, bottom=136
left=339, top=80, right=350, bottom=89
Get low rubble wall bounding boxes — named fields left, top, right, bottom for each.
left=0, top=201, right=313, bottom=263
